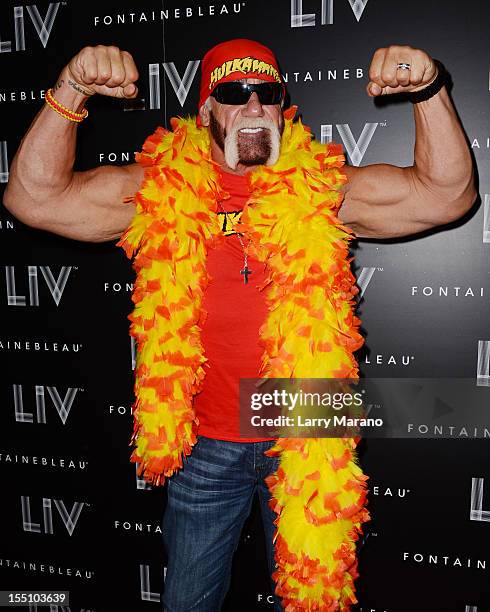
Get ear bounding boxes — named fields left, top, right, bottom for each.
left=199, top=102, right=210, bottom=127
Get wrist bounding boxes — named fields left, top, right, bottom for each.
left=51, top=70, right=93, bottom=113
left=410, top=63, right=439, bottom=93
left=407, top=60, right=449, bottom=104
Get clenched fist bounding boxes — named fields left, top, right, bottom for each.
left=367, top=46, right=437, bottom=96
left=65, top=45, right=139, bottom=99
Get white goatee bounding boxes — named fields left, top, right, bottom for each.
left=224, top=116, right=281, bottom=170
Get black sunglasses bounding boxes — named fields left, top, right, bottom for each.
left=210, top=82, right=283, bottom=105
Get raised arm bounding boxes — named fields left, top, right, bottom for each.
left=338, top=46, right=476, bottom=239
left=2, top=45, right=143, bottom=242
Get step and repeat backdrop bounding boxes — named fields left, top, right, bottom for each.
left=1, top=0, right=489, bottom=611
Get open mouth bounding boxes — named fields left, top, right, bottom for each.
left=239, top=127, right=266, bottom=134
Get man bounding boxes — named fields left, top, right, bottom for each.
left=4, top=39, right=475, bottom=612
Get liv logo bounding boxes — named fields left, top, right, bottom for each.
left=131, top=336, right=136, bottom=370
left=28, top=607, right=95, bottom=612
left=0, top=141, right=8, bottom=183
left=356, top=267, right=378, bottom=298
left=5, top=266, right=72, bottom=306
left=148, top=60, right=200, bottom=108
left=0, top=3, right=61, bottom=52
left=21, top=496, right=87, bottom=535
left=13, top=385, right=80, bottom=424
left=483, top=194, right=489, bottom=243
left=477, top=340, right=490, bottom=387
left=321, top=123, right=378, bottom=166
left=470, top=478, right=490, bottom=522
left=135, top=463, right=152, bottom=491
left=140, top=564, right=164, bottom=602
left=291, top=0, right=370, bottom=27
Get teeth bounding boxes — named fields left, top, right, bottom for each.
left=239, top=127, right=264, bottom=133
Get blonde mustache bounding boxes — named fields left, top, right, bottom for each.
left=224, top=116, right=281, bottom=170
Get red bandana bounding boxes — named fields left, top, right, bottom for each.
left=197, top=38, right=283, bottom=125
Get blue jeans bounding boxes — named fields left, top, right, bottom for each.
left=162, top=435, right=284, bottom=611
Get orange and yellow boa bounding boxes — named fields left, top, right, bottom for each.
left=118, top=108, right=370, bottom=610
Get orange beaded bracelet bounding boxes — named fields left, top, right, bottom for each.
left=45, top=88, right=88, bottom=123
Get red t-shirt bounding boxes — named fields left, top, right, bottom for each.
left=193, top=169, right=275, bottom=442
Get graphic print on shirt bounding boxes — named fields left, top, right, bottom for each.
left=217, top=209, right=243, bottom=235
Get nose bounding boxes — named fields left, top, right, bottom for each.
left=241, top=91, right=264, bottom=117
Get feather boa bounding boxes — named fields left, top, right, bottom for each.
left=118, top=108, right=370, bottom=610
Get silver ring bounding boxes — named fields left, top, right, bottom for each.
left=397, top=62, right=411, bottom=70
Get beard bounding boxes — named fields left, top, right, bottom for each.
left=209, top=111, right=283, bottom=170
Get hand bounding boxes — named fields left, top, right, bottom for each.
left=65, top=45, right=139, bottom=99
left=366, top=45, right=437, bottom=97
